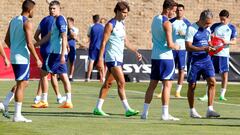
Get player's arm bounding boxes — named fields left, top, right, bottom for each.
left=186, top=40, right=214, bottom=52
left=0, top=42, right=10, bottom=67
left=86, top=26, right=92, bottom=45
left=34, top=32, right=51, bottom=47
left=225, top=38, right=237, bottom=45
left=163, top=21, right=179, bottom=50
left=69, top=28, right=78, bottom=41
left=60, top=32, right=68, bottom=64
left=56, top=17, right=68, bottom=64
left=185, top=26, right=212, bottom=52
left=185, top=41, right=210, bottom=52
left=125, top=36, right=142, bottom=61
left=97, top=23, right=112, bottom=70
left=24, top=20, right=42, bottom=68
left=34, top=29, right=41, bottom=42
left=4, top=25, right=10, bottom=48
left=87, top=25, right=91, bottom=38
left=225, top=25, right=237, bottom=45
left=3, top=24, right=11, bottom=67
left=67, top=36, right=70, bottom=53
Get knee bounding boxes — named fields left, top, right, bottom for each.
left=208, top=79, right=216, bottom=87
left=19, top=81, right=29, bottom=88
left=117, top=80, right=125, bottom=89
left=188, top=83, right=196, bottom=91
left=24, top=81, right=29, bottom=87
left=117, top=80, right=126, bottom=86
left=103, top=82, right=112, bottom=89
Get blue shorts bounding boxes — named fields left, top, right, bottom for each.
left=89, top=48, right=100, bottom=61
left=40, top=51, right=49, bottom=72
left=212, top=56, right=229, bottom=74
left=150, top=59, right=175, bottom=81
left=187, top=60, right=215, bottom=83
left=46, top=53, right=68, bottom=74
left=12, top=64, right=30, bottom=81
left=173, top=50, right=187, bottom=70
left=106, top=61, right=123, bottom=72
left=68, top=46, right=76, bottom=64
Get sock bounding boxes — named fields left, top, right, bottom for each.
left=3, top=91, right=14, bottom=108
left=208, top=106, right=214, bottom=111
left=220, top=88, right=226, bottom=97
left=122, top=99, right=131, bottom=111
left=35, top=95, right=41, bottom=100
left=14, top=102, right=22, bottom=117
left=42, top=93, right=48, bottom=102
left=57, top=94, right=62, bottom=99
left=66, top=93, right=72, bottom=103
left=96, top=98, right=104, bottom=110
left=142, top=103, right=149, bottom=116
left=190, top=108, right=196, bottom=113
left=69, top=75, right=73, bottom=78
left=162, top=105, right=169, bottom=117
left=176, top=85, right=182, bottom=93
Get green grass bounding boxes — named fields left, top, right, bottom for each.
left=0, top=81, right=240, bottom=135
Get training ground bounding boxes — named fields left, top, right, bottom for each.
left=0, top=81, right=240, bottom=135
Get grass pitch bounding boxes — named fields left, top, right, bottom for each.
left=0, top=81, right=240, bottom=135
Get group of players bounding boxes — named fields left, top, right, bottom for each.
left=0, top=0, right=238, bottom=122
left=141, top=0, right=237, bottom=120
left=0, top=0, right=75, bottom=122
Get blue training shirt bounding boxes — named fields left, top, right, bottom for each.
left=170, top=17, right=191, bottom=50
left=38, top=15, right=54, bottom=54
left=9, top=15, right=29, bottom=64
left=151, top=15, right=173, bottom=60
left=105, top=18, right=126, bottom=62
left=89, top=23, right=104, bottom=50
left=210, top=23, right=237, bottom=57
left=185, top=22, right=211, bottom=63
left=50, top=15, right=68, bottom=55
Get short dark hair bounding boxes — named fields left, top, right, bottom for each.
left=49, top=0, right=60, bottom=7
left=92, top=14, right=100, bottom=23
left=22, top=0, right=35, bottom=12
left=219, top=9, right=229, bottom=18
left=200, top=9, right=213, bottom=21
left=163, top=0, right=178, bottom=9
left=114, top=1, right=130, bottom=14
left=67, top=17, right=74, bottom=22
left=177, top=4, right=184, bottom=9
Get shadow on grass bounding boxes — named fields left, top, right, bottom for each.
left=152, top=118, right=240, bottom=127
left=216, top=117, right=240, bottom=120
left=5, top=111, right=139, bottom=120
left=178, top=123, right=240, bottom=127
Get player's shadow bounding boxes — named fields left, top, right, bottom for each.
left=150, top=121, right=240, bottom=127
left=155, top=117, right=240, bottom=127
left=6, top=111, right=138, bottom=119
left=216, top=117, right=240, bottom=120
left=178, top=123, right=240, bottom=127
left=7, top=111, right=97, bottom=118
